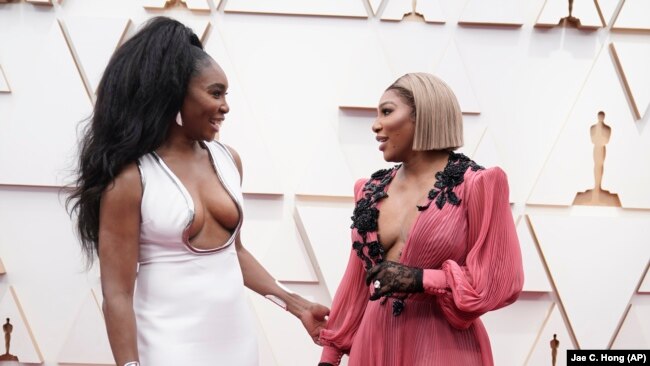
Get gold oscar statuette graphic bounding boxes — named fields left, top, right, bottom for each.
left=0, top=318, right=19, bottom=361
left=573, top=111, right=621, bottom=206
left=402, top=0, right=425, bottom=22
left=550, top=334, right=559, bottom=366
left=559, top=0, right=582, bottom=28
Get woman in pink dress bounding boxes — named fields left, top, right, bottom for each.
left=318, top=73, right=524, bottom=366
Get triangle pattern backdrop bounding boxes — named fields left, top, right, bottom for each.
left=611, top=303, right=650, bottom=349
left=224, top=0, right=368, bottom=18
left=529, top=214, right=650, bottom=349
left=526, top=303, right=576, bottom=366
left=58, top=290, right=113, bottom=365
left=60, top=16, right=131, bottom=100
left=610, top=42, right=650, bottom=121
left=612, top=0, right=650, bottom=31
left=0, top=287, right=43, bottom=363
left=0, top=65, right=10, bottom=92
left=458, top=0, right=526, bottom=27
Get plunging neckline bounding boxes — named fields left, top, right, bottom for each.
left=152, top=141, right=242, bottom=254
left=375, top=159, right=448, bottom=264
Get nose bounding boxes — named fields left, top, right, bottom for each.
left=220, top=101, right=229, bottom=114
left=371, top=118, right=381, bottom=133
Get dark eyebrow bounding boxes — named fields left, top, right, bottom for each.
left=378, top=101, right=396, bottom=109
left=207, top=83, right=227, bottom=90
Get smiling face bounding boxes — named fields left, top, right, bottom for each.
left=372, top=89, right=416, bottom=163
left=179, top=58, right=230, bottom=141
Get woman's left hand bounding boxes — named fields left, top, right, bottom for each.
left=365, top=261, right=424, bottom=300
left=299, top=302, right=330, bottom=345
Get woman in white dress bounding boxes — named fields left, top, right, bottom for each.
left=67, top=17, right=329, bottom=366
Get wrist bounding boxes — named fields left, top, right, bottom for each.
left=123, top=362, right=139, bottom=366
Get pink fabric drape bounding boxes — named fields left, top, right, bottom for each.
left=320, top=167, right=524, bottom=366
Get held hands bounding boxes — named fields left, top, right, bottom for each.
left=298, top=301, right=330, bottom=346
left=365, top=261, right=424, bottom=300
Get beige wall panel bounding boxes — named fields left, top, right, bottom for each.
left=597, top=0, right=622, bottom=26
left=610, top=41, right=650, bottom=120
left=453, top=28, right=601, bottom=203
left=526, top=303, right=576, bottom=366
left=337, top=108, right=394, bottom=180
left=529, top=214, right=650, bottom=349
left=368, top=0, right=382, bottom=16
left=215, top=16, right=371, bottom=192
left=612, top=0, right=650, bottom=31
left=0, top=187, right=100, bottom=364
left=536, top=0, right=603, bottom=29
left=640, top=269, right=650, bottom=293
left=295, top=202, right=355, bottom=298
left=248, top=291, right=326, bottom=366
left=518, top=216, right=552, bottom=292
left=142, top=0, right=210, bottom=11
left=203, top=22, right=285, bottom=195
left=611, top=303, right=650, bottom=349
left=0, top=17, right=91, bottom=186
left=381, top=0, right=445, bottom=23
left=456, top=114, right=487, bottom=158
left=237, top=196, right=285, bottom=266
left=481, top=295, right=553, bottom=366
left=0, top=286, right=43, bottom=363
left=458, top=0, right=526, bottom=27
left=295, top=125, right=356, bottom=197
left=224, top=0, right=368, bottom=18
left=57, top=290, right=113, bottom=365
left=374, top=21, right=447, bottom=80
left=260, top=217, right=318, bottom=282
left=336, top=29, right=396, bottom=108
left=26, top=0, right=53, bottom=5
left=434, top=41, right=481, bottom=114
left=60, top=17, right=130, bottom=97
left=0, top=65, right=10, bottom=92
left=471, top=129, right=516, bottom=203
left=527, top=44, right=644, bottom=206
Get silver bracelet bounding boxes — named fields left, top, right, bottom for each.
left=123, top=362, right=139, bottom=366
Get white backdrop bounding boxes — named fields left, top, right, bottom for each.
left=0, top=0, right=649, bottom=365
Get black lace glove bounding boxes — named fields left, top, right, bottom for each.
left=365, top=261, right=424, bottom=301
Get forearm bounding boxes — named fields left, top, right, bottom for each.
left=102, top=295, right=139, bottom=365
left=236, top=246, right=311, bottom=317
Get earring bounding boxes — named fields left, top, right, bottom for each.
left=175, top=112, right=183, bottom=127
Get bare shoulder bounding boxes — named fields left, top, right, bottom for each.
left=223, top=143, right=243, bottom=178
left=102, top=162, right=143, bottom=207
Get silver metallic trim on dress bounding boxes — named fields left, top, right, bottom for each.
left=150, top=141, right=242, bottom=254
left=135, top=159, right=146, bottom=203
left=200, top=141, right=243, bottom=251
left=151, top=151, right=196, bottom=252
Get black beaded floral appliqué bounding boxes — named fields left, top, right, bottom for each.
left=350, top=152, right=483, bottom=317
left=350, top=166, right=396, bottom=271
left=416, top=152, right=484, bottom=211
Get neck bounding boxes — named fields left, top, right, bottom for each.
left=157, top=124, right=202, bottom=156
left=399, top=149, right=450, bottom=181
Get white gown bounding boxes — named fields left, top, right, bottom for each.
left=134, top=140, right=258, bottom=365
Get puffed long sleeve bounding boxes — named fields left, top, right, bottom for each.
left=425, top=167, right=524, bottom=329
left=319, top=179, right=371, bottom=365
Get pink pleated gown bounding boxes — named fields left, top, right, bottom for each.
left=320, top=153, right=524, bottom=366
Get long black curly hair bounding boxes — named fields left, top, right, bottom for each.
left=67, top=16, right=211, bottom=264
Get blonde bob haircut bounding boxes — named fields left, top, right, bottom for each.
left=386, top=73, right=463, bottom=151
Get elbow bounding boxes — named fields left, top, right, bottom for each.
left=102, top=292, right=134, bottom=318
